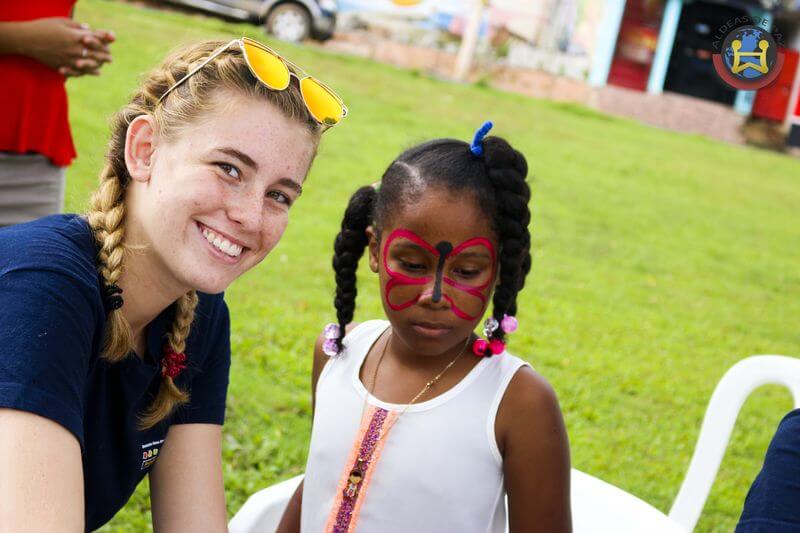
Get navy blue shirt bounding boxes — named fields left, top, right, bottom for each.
left=737, top=409, right=800, bottom=532
left=0, top=215, right=231, bottom=531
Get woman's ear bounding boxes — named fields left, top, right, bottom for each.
left=366, top=225, right=379, bottom=273
left=124, top=115, right=158, bottom=183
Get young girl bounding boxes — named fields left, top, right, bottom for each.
left=0, top=37, right=345, bottom=531
left=279, top=123, right=571, bottom=532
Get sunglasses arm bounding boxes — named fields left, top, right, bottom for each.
left=157, top=39, right=238, bottom=104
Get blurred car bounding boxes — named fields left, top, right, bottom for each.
left=161, top=0, right=337, bottom=42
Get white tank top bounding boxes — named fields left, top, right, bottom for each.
left=301, top=320, right=530, bottom=533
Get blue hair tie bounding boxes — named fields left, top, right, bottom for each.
left=470, top=121, right=493, bottom=157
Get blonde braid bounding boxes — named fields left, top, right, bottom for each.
left=87, top=164, right=131, bottom=362
left=139, top=291, right=198, bottom=429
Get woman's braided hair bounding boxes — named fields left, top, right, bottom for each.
left=87, top=40, right=320, bottom=428
left=331, top=135, right=531, bottom=355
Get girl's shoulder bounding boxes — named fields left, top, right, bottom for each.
left=493, top=358, right=566, bottom=455
left=500, top=364, right=558, bottom=412
left=490, top=347, right=555, bottom=416
left=490, top=348, right=533, bottom=372
left=493, top=357, right=571, bottom=530
left=476, top=348, right=536, bottom=398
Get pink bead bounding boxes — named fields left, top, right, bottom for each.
left=501, top=314, right=518, bottom=334
left=324, top=322, right=340, bottom=340
left=322, top=338, right=339, bottom=357
left=472, top=338, right=489, bottom=357
left=489, top=339, right=505, bottom=355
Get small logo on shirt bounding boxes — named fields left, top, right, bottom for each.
left=140, top=439, right=165, bottom=470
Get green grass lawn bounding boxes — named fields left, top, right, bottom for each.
left=68, top=1, right=800, bottom=531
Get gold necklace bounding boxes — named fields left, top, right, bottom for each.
left=362, top=329, right=472, bottom=434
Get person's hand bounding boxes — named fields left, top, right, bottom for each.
left=61, top=27, right=115, bottom=77
left=19, top=18, right=114, bottom=77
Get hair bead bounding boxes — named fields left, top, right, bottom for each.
left=323, top=338, right=340, bottom=357
left=472, top=338, right=489, bottom=357
left=103, top=283, right=124, bottom=311
left=501, top=314, right=518, bottom=334
left=489, top=339, right=505, bottom=355
left=470, top=120, right=493, bottom=157
left=483, top=316, right=499, bottom=337
left=324, top=322, right=340, bottom=340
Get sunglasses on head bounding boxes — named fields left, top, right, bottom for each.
left=158, top=37, right=348, bottom=128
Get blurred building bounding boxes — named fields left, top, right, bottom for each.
left=587, top=0, right=800, bottom=147
left=337, top=0, right=540, bottom=40
left=332, top=0, right=800, bottom=148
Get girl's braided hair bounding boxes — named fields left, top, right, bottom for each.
left=331, top=135, right=531, bottom=355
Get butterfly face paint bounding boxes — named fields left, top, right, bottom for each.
left=382, top=228, right=496, bottom=321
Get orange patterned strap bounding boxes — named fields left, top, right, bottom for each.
left=325, top=406, right=397, bottom=533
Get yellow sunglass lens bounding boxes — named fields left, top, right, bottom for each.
left=243, top=42, right=290, bottom=90
left=300, top=77, right=344, bottom=125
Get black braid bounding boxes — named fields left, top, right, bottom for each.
left=332, top=185, right=377, bottom=353
left=482, top=136, right=531, bottom=346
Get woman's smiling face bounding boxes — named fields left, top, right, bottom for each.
left=125, top=90, right=318, bottom=295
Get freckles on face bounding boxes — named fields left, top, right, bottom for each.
left=130, top=91, right=317, bottom=294
left=253, top=214, right=287, bottom=260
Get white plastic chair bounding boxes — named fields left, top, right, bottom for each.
left=229, top=474, right=303, bottom=533
left=668, top=355, right=800, bottom=531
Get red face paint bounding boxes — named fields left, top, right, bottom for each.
left=382, top=228, right=496, bottom=321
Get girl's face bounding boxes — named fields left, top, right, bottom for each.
left=125, top=90, right=317, bottom=295
left=368, top=185, right=499, bottom=357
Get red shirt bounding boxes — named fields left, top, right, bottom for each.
left=0, top=1, right=77, bottom=167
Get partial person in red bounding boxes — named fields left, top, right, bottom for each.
left=0, top=1, right=114, bottom=227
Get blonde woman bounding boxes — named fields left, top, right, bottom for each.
left=0, top=37, right=345, bottom=531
